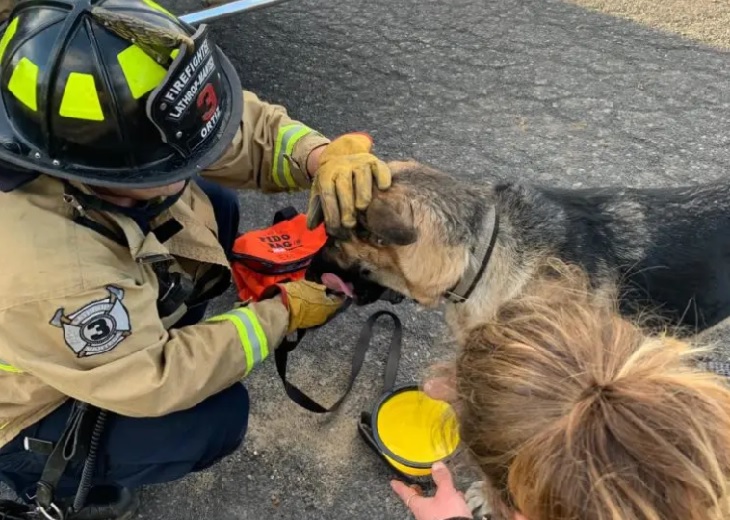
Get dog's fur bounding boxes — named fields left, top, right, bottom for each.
left=320, top=160, right=730, bottom=341
left=315, top=160, right=730, bottom=517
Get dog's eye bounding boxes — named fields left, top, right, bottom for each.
left=354, top=226, right=385, bottom=247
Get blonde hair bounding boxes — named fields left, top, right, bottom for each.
left=453, top=260, right=730, bottom=520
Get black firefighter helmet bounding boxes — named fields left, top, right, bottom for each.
left=0, top=0, right=242, bottom=188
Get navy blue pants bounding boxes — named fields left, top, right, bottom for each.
left=0, top=177, right=245, bottom=501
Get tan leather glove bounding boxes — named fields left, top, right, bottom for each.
left=306, top=133, right=391, bottom=234
left=272, top=280, right=347, bottom=334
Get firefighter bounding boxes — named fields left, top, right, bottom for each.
left=0, top=0, right=391, bottom=517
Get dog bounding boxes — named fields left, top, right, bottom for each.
left=314, top=159, right=730, bottom=340
left=310, top=159, right=730, bottom=518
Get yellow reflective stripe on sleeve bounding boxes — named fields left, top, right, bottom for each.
left=272, top=124, right=314, bottom=188
left=238, top=308, right=269, bottom=360
left=0, top=422, right=7, bottom=430
left=208, top=308, right=269, bottom=375
left=117, top=45, right=167, bottom=99
left=0, top=17, right=19, bottom=64
left=59, top=72, right=104, bottom=121
left=208, top=314, right=252, bottom=369
left=0, top=359, right=22, bottom=373
left=8, top=57, right=38, bottom=111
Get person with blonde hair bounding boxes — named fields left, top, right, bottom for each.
left=392, top=262, right=730, bottom=520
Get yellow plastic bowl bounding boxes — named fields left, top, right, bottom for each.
left=371, top=384, right=460, bottom=477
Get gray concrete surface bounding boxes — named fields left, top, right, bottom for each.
left=3, top=0, right=730, bottom=518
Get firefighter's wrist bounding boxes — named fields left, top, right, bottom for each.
left=260, top=283, right=285, bottom=303
left=259, top=283, right=295, bottom=335
left=305, top=144, right=328, bottom=180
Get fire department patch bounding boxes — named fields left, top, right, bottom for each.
left=50, top=286, right=132, bottom=358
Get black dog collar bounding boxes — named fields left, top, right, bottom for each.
left=443, top=206, right=499, bottom=304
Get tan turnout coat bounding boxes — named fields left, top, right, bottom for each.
left=0, top=90, right=330, bottom=448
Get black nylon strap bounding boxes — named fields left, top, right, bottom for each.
left=462, top=211, right=499, bottom=301
left=72, top=215, right=128, bottom=247
left=150, top=218, right=183, bottom=244
left=381, top=311, right=403, bottom=393
left=274, top=310, right=403, bottom=414
left=272, top=206, right=299, bottom=224
left=0, top=499, right=34, bottom=519
left=34, top=403, right=97, bottom=510
left=63, top=180, right=187, bottom=221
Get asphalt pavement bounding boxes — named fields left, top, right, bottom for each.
left=3, top=0, right=730, bottom=518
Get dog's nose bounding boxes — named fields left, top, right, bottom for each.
left=359, top=268, right=372, bottom=278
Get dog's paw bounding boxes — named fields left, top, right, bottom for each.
left=465, top=480, right=492, bottom=519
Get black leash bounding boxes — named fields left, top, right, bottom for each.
left=33, top=403, right=98, bottom=517
left=2, top=402, right=111, bottom=520
left=265, top=206, right=406, bottom=412
left=274, top=310, right=403, bottom=414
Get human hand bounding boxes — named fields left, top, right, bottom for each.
left=306, top=133, right=391, bottom=235
left=391, top=462, right=472, bottom=520
left=423, top=373, right=458, bottom=404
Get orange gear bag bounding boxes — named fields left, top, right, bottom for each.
left=230, top=207, right=328, bottom=302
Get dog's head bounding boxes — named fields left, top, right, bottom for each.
left=310, top=161, right=475, bottom=307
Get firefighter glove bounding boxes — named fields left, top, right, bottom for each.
left=306, top=132, right=391, bottom=234
left=273, top=280, right=347, bottom=334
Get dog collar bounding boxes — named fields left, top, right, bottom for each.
left=443, top=206, right=499, bottom=304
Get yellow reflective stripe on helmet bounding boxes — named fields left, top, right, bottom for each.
left=8, top=57, right=38, bottom=111
left=0, top=359, right=22, bottom=373
left=141, top=0, right=174, bottom=17
left=117, top=45, right=167, bottom=99
left=0, top=17, right=19, bottom=64
left=0, top=422, right=7, bottom=430
left=208, top=308, right=269, bottom=375
left=272, top=124, right=314, bottom=188
left=59, top=72, right=104, bottom=121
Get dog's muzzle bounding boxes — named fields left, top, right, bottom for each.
left=306, top=246, right=405, bottom=306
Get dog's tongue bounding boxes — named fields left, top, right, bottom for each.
left=321, top=273, right=354, bottom=298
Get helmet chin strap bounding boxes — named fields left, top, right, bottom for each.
left=64, top=179, right=190, bottom=234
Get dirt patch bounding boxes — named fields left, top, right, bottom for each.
left=242, top=352, right=373, bottom=506
left=247, top=404, right=358, bottom=468
left=244, top=406, right=360, bottom=506
left=566, top=0, right=730, bottom=50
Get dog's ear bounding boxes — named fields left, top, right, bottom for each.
left=362, top=195, right=418, bottom=246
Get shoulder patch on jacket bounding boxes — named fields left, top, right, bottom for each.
left=49, top=285, right=132, bottom=358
